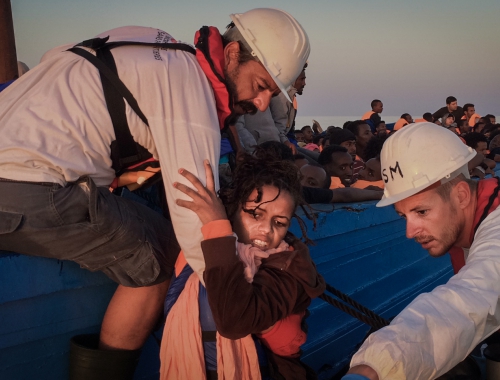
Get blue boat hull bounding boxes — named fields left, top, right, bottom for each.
left=0, top=200, right=453, bottom=379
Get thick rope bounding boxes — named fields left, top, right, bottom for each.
left=319, top=293, right=386, bottom=330
left=325, top=283, right=390, bottom=328
left=320, top=283, right=390, bottom=330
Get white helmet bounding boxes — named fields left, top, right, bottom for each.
left=377, top=122, right=476, bottom=207
left=229, top=8, right=310, bottom=102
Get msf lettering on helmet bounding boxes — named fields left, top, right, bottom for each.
left=382, top=162, right=403, bottom=183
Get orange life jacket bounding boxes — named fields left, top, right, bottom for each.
left=414, top=118, right=427, bottom=123
left=329, top=177, right=345, bottom=189
left=393, top=118, right=408, bottom=131
left=462, top=113, right=481, bottom=128
left=448, top=178, right=500, bottom=273
left=362, top=111, right=375, bottom=120
left=350, top=179, right=384, bottom=189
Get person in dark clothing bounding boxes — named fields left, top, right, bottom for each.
left=484, top=114, right=496, bottom=124
left=344, top=120, right=373, bottom=162
left=423, top=112, right=434, bottom=122
left=361, top=99, right=383, bottom=129
left=328, top=128, right=357, bottom=160
left=432, top=96, right=464, bottom=122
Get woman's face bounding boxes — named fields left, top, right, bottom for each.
left=232, top=185, right=295, bottom=251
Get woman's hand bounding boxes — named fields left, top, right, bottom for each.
left=174, top=160, right=227, bottom=225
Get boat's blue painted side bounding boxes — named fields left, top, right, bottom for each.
left=0, top=199, right=454, bottom=379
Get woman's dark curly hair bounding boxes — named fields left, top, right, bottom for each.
left=218, top=152, right=304, bottom=220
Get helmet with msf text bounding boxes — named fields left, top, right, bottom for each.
left=377, top=122, right=476, bottom=207
left=229, top=8, right=310, bottom=102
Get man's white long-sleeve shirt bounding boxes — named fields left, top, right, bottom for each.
left=351, top=206, right=500, bottom=379
left=0, top=26, right=220, bottom=281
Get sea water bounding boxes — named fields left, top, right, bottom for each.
left=295, top=116, right=400, bottom=130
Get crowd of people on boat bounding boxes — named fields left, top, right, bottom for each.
left=229, top=90, right=499, bottom=212
left=1, top=6, right=500, bottom=380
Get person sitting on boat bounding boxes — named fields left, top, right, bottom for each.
left=393, top=113, right=413, bottom=131
left=462, top=103, right=481, bottom=128
left=300, top=163, right=330, bottom=189
left=343, top=122, right=500, bottom=379
left=301, top=125, right=315, bottom=145
left=487, top=132, right=500, bottom=163
left=255, top=142, right=383, bottom=204
left=328, top=128, right=357, bottom=160
left=294, top=153, right=310, bottom=169
left=441, top=112, right=456, bottom=131
left=432, top=95, right=464, bottom=123
left=160, top=154, right=325, bottom=379
left=473, top=119, right=486, bottom=133
left=463, top=132, right=496, bottom=178
left=351, top=157, right=384, bottom=190
left=484, top=114, right=497, bottom=124
left=0, top=8, right=310, bottom=378
left=318, top=145, right=353, bottom=188
left=349, top=133, right=386, bottom=190
left=328, top=126, right=365, bottom=182
left=361, top=99, right=383, bottom=130
left=344, top=120, right=374, bottom=163
left=312, top=134, right=326, bottom=152
left=414, top=112, right=434, bottom=123
left=374, top=121, right=387, bottom=136
left=456, top=118, right=471, bottom=135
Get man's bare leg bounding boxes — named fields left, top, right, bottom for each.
left=99, top=279, right=170, bottom=350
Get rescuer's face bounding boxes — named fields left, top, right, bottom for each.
left=224, top=42, right=279, bottom=116
left=394, top=186, right=463, bottom=257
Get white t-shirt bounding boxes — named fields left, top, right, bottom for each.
left=0, top=26, right=221, bottom=280
left=351, top=206, right=500, bottom=379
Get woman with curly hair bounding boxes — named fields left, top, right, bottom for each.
left=160, top=153, right=325, bottom=380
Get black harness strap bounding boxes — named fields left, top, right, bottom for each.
left=68, top=37, right=195, bottom=175
left=201, top=330, right=217, bottom=342
left=98, top=40, right=196, bottom=55
left=68, top=46, right=151, bottom=173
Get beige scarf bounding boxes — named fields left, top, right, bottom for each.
left=159, top=272, right=261, bottom=380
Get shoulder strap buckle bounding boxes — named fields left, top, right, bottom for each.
left=76, top=36, right=110, bottom=50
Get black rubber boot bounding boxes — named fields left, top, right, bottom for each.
left=69, top=334, right=141, bottom=380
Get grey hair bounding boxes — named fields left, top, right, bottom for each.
left=222, top=23, right=259, bottom=64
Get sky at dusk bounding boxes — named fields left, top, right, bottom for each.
left=10, top=0, right=500, bottom=119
